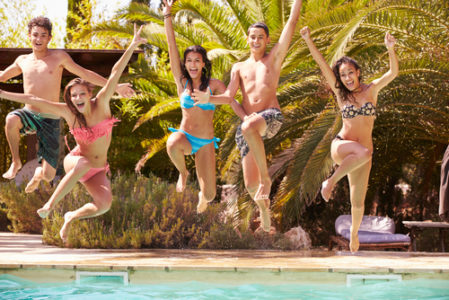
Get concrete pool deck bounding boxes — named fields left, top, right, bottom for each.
left=1, top=232, right=449, bottom=274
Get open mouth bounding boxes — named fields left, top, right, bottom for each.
left=346, top=81, right=355, bottom=88
left=76, top=102, right=85, bottom=110
left=189, top=68, right=199, bottom=76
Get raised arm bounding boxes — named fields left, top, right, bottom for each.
left=95, top=24, right=147, bottom=109
left=271, top=0, right=302, bottom=68
left=61, top=52, right=135, bottom=98
left=0, top=58, right=22, bottom=82
left=163, top=0, right=183, bottom=93
left=300, top=26, right=339, bottom=95
left=371, top=32, right=399, bottom=93
left=0, top=89, right=70, bottom=120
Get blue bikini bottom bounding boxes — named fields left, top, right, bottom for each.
left=168, top=128, right=220, bottom=155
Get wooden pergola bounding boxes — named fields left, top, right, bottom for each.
left=0, top=47, right=143, bottom=163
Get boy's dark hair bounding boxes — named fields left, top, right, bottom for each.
left=28, top=16, right=52, bottom=36
left=248, top=22, right=269, bottom=37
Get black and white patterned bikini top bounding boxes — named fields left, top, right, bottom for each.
left=341, top=102, right=376, bottom=119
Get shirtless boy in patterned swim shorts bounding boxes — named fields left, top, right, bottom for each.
left=0, top=16, right=134, bottom=193
left=193, top=0, right=303, bottom=232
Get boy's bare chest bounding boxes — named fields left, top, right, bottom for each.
left=20, top=56, right=62, bottom=79
left=239, top=61, right=273, bottom=83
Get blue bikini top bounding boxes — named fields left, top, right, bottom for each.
left=341, top=102, right=376, bottom=119
left=180, top=81, right=215, bottom=111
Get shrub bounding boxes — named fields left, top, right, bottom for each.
left=41, top=173, right=293, bottom=249
left=0, top=181, right=51, bottom=233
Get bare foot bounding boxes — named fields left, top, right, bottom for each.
left=25, top=177, right=41, bottom=193
left=321, top=179, right=334, bottom=202
left=349, top=226, right=360, bottom=252
left=176, top=171, right=189, bottom=193
left=197, top=191, right=208, bottom=214
left=254, top=178, right=272, bottom=203
left=2, top=161, right=22, bottom=180
left=255, top=199, right=271, bottom=232
left=37, top=204, right=52, bottom=219
left=60, top=211, right=75, bottom=245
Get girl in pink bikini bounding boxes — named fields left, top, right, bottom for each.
left=0, top=25, right=146, bottom=244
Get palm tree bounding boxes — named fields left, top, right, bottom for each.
left=86, top=0, right=448, bottom=231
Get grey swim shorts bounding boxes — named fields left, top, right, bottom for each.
left=235, top=108, right=283, bottom=158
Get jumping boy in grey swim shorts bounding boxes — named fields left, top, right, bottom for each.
left=193, top=0, right=303, bottom=232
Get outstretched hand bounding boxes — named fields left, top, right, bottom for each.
left=162, top=0, right=174, bottom=15
left=192, top=88, right=210, bottom=105
left=116, top=83, right=135, bottom=98
left=385, top=32, right=396, bottom=49
left=131, top=24, right=147, bottom=46
left=300, top=26, right=311, bottom=40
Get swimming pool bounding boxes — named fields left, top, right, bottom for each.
left=1, top=271, right=449, bottom=299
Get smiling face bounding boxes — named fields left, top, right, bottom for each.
left=28, top=26, right=51, bottom=52
left=247, top=27, right=269, bottom=54
left=338, top=62, right=361, bottom=91
left=70, top=84, right=92, bottom=114
left=184, top=51, right=205, bottom=80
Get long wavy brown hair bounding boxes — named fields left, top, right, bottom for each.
left=332, top=56, right=362, bottom=103
left=63, top=78, right=94, bottom=129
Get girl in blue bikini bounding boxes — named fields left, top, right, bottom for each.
left=163, top=0, right=245, bottom=213
left=301, top=27, right=398, bottom=252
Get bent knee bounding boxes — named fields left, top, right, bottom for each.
left=5, top=114, right=22, bottom=131
left=358, top=148, right=372, bottom=163
left=97, top=198, right=112, bottom=214
left=241, top=121, right=256, bottom=135
left=166, top=134, right=185, bottom=152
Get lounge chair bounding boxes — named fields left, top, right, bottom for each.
left=329, top=215, right=411, bottom=251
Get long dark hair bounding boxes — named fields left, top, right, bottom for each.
left=181, top=45, right=211, bottom=92
left=63, top=78, right=94, bottom=129
left=332, top=56, right=362, bottom=103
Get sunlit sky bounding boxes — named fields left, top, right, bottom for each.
left=34, top=0, right=132, bottom=47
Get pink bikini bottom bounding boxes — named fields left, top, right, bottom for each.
left=70, top=146, right=110, bottom=183
left=79, top=165, right=110, bottom=183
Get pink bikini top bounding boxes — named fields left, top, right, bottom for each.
left=70, top=117, right=119, bottom=144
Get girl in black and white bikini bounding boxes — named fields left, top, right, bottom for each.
left=301, top=26, right=399, bottom=252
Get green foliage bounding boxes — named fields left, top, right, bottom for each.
left=0, top=181, right=51, bottom=233
left=0, top=203, right=11, bottom=231
left=42, top=174, right=293, bottom=249
left=0, top=0, right=64, bottom=47
left=66, top=0, right=449, bottom=243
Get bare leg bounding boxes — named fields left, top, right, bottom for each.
left=166, top=132, right=192, bottom=192
left=3, top=114, right=23, bottom=179
left=25, top=160, right=56, bottom=193
left=60, top=171, right=112, bottom=244
left=347, top=160, right=372, bottom=252
left=321, top=140, right=372, bottom=201
left=242, top=152, right=271, bottom=232
left=240, top=115, right=271, bottom=202
left=195, top=143, right=216, bottom=213
left=37, top=155, right=90, bottom=218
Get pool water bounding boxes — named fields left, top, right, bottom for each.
left=1, top=275, right=448, bottom=299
